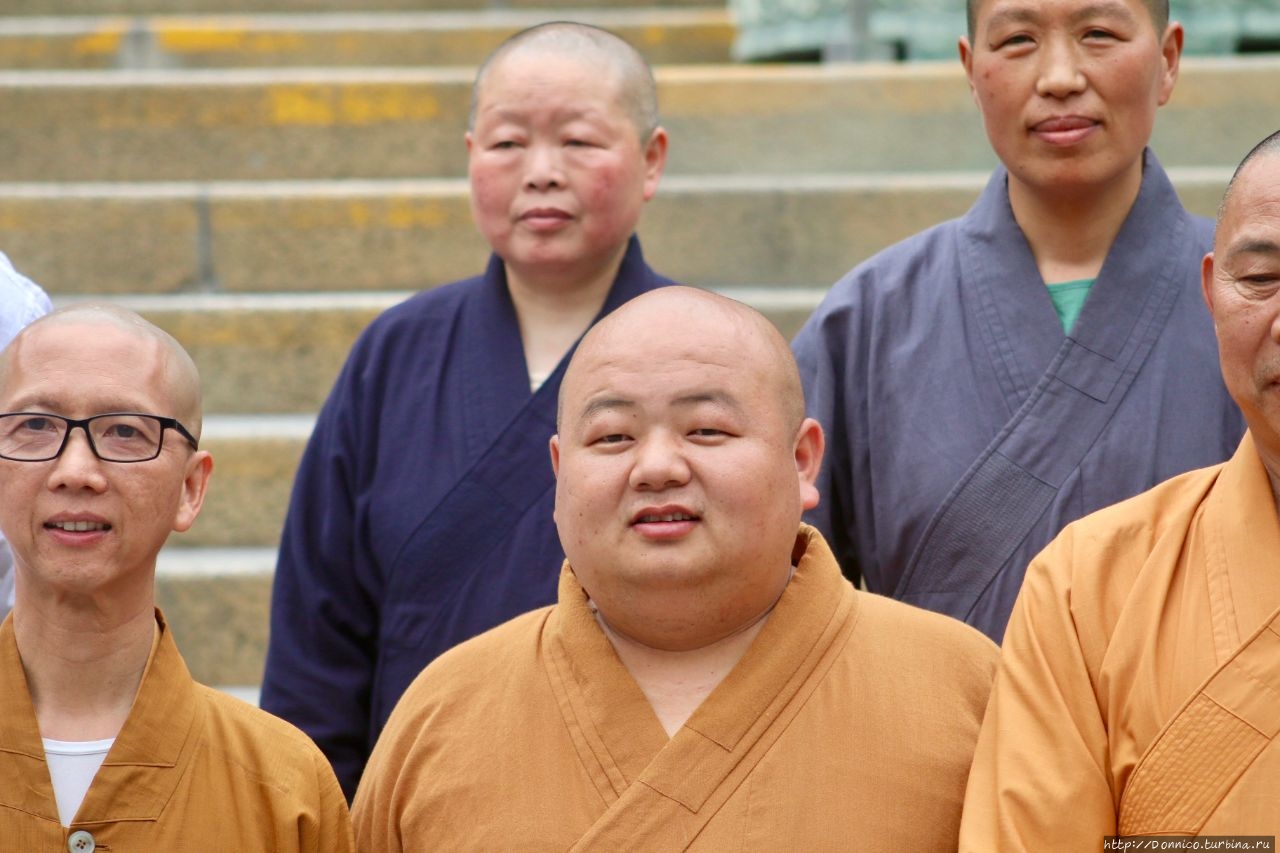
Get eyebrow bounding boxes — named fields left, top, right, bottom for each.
left=1, top=395, right=152, bottom=414
left=576, top=390, right=745, bottom=422
left=1225, top=238, right=1280, bottom=261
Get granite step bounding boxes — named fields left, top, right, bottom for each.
left=5, top=0, right=711, bottom=15
left=0, top=9, right=733, bottom=70
left=7, top=167, right=1232, bottom=303
left=3, top=57, right=1276, bottom=183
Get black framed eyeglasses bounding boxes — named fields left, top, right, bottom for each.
left=0, top=412, right=199, bottom=463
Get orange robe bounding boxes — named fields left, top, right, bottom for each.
left=354, top=525, right=997, bottom=852
left=0, top=610, right=354, bottom=851
left=961, top=433, right=1280, bottom=848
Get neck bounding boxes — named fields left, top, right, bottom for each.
left=1007, top=160, right=1143, bottom=284
left=505, top=247, right=625, bottom=381
left=13, top=595, right=156, bottom=741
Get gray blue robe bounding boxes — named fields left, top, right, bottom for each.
left=792, top=151, right=1244, bottom=642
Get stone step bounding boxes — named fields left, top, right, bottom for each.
left=66, top=281, right=833, bottom=413
left=3, top=57, right=1277, bottom=182
left=6, top=0, right=710, bottom=14
left=155, top=546, right=275, bottom=686
left=6, top=168, right=1232, bottom=302
left=0, top=9, right=733, bottom=70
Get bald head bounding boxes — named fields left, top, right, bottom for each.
left=0, top=304, right=204, bottom=439
left=1217, top=129, right=1280, bottom=228
left=469, top=22, right=659, bottom=140
left=559, top=287, right=806, bottom=434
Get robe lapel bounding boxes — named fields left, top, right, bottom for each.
left=957, top=166, right=1062, bottom=417
left=549, top=527, right=859, bottom=851
left=1118, top=435, right=1280, bottom=835
left=0, top=610, right=200, bottom=828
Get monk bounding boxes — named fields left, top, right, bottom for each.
left=960, top=129, right=1280, bottom=845
left=0, top=306, right=352, bottom=849
left=259, top=22, right=674, bottom=799
left=353, top=287, right=997, bottom=851
left=792, top=0, right=1243, bottom=642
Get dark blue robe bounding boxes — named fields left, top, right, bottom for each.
left=792, top=152, right=1244, bottom=643
left=260, top=237, right=673, bottom=799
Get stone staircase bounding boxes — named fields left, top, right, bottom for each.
left=2, top=1, right=1278, bottom=689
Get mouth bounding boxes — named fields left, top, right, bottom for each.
left=1031, top=116, right=1100, bottom=145
left=520, top=207, right=572, bottom=221
left=634, top=511, right=699, bottom=524
left=45, top=520, right=112, bottom=533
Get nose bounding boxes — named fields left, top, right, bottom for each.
left=628, top=432, right=692, bottom=492
left=47, top=427, right=108, bottom=493
left=523, top=143, right=564, bottom=190
left=1035, top=38, right=1087, bottom=99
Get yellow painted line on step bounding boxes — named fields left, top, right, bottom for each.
left=266, top=84, right=441, bottom=127
left=72, top=25, right=125, bottom=58
left=158, top=25, right=308, bottom=57
left=208, top=198, right=458, bottom=230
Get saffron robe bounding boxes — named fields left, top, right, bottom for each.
left=0, top=611, right=353, bottom=851
left=792, top=151, right=1244, bottom=642
left=260, top=237, right=673, bottom=798
left=959, top=433, right=1280, bottom=846
left=353, top=525, right=998, bottom=852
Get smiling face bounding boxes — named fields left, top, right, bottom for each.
left=1202, top=151, right=1280, bottom=476
left=550, top=288, right=822, bottom=650
left=0, top=317, right=211, bottom=601
left=960, top=0, right=1180, bottom=205
left=465, top=48, right=667, bottom=292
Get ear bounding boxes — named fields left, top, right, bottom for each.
left=958, top=36, right=979, bottom=105
left=172, top=451, right=213, bottom=534
left=465, top=130, right=474, bottom=155
left=549, top=434, right=561, bottom=479
left=1157, top=22, right=1184, bottom=106
left=793, top=418, right=825, bottom=511
left=640, top=127, right=669, bottom=202
left=1201, top=251, right=1217, bottom=319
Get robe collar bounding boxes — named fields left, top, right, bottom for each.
left=1203, top=431, right=1280, bottom=658
left=461, top=235, right=663, bottom=460
left=0, top=608, right=202, bottom=825
left=959, top=149, right=1193, bottom=412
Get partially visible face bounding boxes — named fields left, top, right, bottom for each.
left=1203, top=153, right=1280, bottom=470
left=960, top=0, right=1180, bottom=201
left=550, top=294, right=821, bottom=648
left=0, top=322, right=210, bottom=597
left=466, top=49, right=666, bottom=287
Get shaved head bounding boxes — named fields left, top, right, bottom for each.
left=469, top=21, right=659, bottom=139
left=1217, top=129, right=1280, bottom=227
left=0, top=304, right=204, bottom=439
left=966, top=0, right=1169, bottom=40
left=559, top=286, right=806, bottom=434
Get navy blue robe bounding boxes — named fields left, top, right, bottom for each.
left=260, top=237, right=673, bottom=799
left=792, top=152, right=1244, bottom=643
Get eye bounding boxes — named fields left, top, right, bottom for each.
left=491, top=139, right=519, bottom=150
left=18, top=416, right=58, bottom=433
left=102, top=423, right=141, bottom=440
left=993, top=32, right=1034, bottom=50
left=595, top=433, right=630, bottom=445
left=1082, top=27, right=1116, bottom=41
left=690, top=428, right=723, bottom=437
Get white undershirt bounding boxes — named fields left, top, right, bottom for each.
left=43, top=737, right=115, bottom=826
